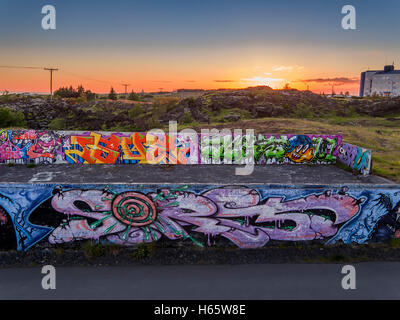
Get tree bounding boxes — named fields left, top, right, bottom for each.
left=181, top=111, right=193, bottom=124
left=77, top=85, right=85, bottom=96
left=85, top=90, right=96, bottom=101
left=54, top=85, right=96, bottom=100
left=128, top=90, right=140, bottom=101
left=108, top=87, right=117, bottom=100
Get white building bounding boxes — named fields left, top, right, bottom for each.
left=360, top=65, right=400, bottom=97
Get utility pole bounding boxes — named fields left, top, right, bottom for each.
left=122, top=84, right=130, bottom=99
left=44, top=67, right=58, bottom=98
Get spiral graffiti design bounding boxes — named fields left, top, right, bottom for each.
left=112, top=192, right=157, bottom=227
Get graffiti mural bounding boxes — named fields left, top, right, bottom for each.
left=64, top=132, right=197, bottom=164
left=1, top=183, right=400, bottom=251
left=0, top=130, right=371, bottom=174
left=327, top=191, right=400, bottom=244
left=337, top=143, right=372, bottom=175
left=0, top=130, right=63, bottom=164
left=200, top=134, right=342, bottom=165
left=0, top=130, right=198, bottom=165
left=200, top=133, right=241, bottom=164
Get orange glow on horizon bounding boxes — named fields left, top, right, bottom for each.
left=0, top=65, right=361, bottom=96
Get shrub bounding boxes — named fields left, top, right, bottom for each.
left=389, top=238, right=400, bottom=248
left=147, top=116, right=160, bottom=129
left=129, top=105, right=144, bottom=119
left=181, top=111, right=194, bottom=124
left=0, top=108, right=26, bottom=128
left=48, top=117, right=67, bottom=130
left=133, top=242, right=156, bottom=259
left=82, top=241, right=106, bottom=258
left=128, top=90, right=140, bottom=101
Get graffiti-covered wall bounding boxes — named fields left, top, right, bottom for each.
left=0, top=183, right=398, bottom=251
left=0, top=130, right=197, bottom=165
left=0, top=130, right=371, bottom=174
left=337, top=143, right=372, bottom=175
left=200, top=133, right=342, bottom=164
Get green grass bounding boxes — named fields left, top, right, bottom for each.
left=132, top=242, right=157, bottom=260
left=389, top=238, right=400, bottom=248
left=186, top=116, right=400, bottom=183
left=328, top=254, right=351, bottom=263
left=81, top=241, right=106, bottom=258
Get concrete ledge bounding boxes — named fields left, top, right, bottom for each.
left=0, top=164, right=390, bottom=185
left=0, top=165, right=398, bottom=251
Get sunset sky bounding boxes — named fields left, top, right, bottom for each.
left=1, top=0, right=400, bottom=95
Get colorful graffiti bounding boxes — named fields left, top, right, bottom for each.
left=63, top=132, right=197, bottom=164
left=0, top=130, right=197, bottom=165
left=200, top=134, right=342, bottom=165
left=0, top=130, right=370, bottom=174
left=1, top=184, right=400, bottom=251
left=337, top=143, right=372, bottom=175
left=0, top=130, right=63, bottom=164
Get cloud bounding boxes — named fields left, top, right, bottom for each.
left=299, top=77, right=360, bottom=85
left=242, top=76, right=284, bottom=83
left=186, top=80, right=197, bottom=83
left=152, top=80, right=172, bottom=83
left=213, top=80, right=235, bottom=83
left=272, top=65, right=304, bottom=72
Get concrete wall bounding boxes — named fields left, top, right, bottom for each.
left=0, top=183, right=398, bottom=251
left=0, top=129, right=372, bottom=175
left=337, top=143, right=372, bottom=175
left=200, top=133, right=342, bottom=165
left=0, top=129, right=351, bottom=164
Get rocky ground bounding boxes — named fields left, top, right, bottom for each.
left=2, top=241, right=400, bottom=268
left=2, top=87, right=400, bottom=131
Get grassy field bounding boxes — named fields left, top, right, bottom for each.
left=179, top=116, right=400, bottom=183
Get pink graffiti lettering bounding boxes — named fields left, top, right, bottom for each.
left=49, top=187, right=361, bottom=248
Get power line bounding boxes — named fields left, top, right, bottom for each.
left=60, top=70, right=121, bottom=86
left=44, top=68, right=59, bottom=97
left=121, top=83, right=131, bottom=96
left=1, top=66, right=125, bottom=87
left=1, top=65, right=59, bottom=96
left=61, top=71, right=135, bottom=93
left=0, top=65, right=43, bottom=69
left=1, top=65, right=135, bottom=93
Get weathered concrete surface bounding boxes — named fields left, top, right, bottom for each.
left=0, top=164, right=393, bottom=185
left=0, top=263, right=399, bottom=300
left=0, top=164, right=397, bottom=251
